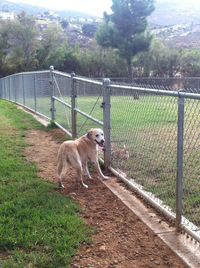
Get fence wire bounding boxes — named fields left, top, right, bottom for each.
left=0, top=71, right=51, bottom=118
left=182, top=98, right=200, bottom=233
left=111, top=77, right=200, bottom=94
left=75, top=78, right=103, bottom=136
left=52, top=71, right=72, bottom=131
left=110, top=89, right=178, bottom=214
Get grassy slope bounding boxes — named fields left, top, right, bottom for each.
left=0, top=100, right=90, bottom=268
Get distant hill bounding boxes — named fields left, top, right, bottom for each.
left=1, top=0, right=200, bottom=25
left=149, top=0, right=200, bottom=49
left=1, top=0, right=200, bottom=49
left=149, top=0, right=200, bottom=26
left=0, top=0, right=47, bottom=14
left=0, top=0, right=95, bottom=18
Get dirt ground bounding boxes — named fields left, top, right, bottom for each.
left=24, top=129, right=187, bottom=268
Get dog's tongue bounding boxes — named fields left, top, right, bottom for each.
left=99, top=143, right=105, bottom=151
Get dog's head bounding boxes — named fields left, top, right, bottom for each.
left=87, top=128, right=105, bottom=147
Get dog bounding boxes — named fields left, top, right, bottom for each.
left=57, top=128, right=109, bottom=188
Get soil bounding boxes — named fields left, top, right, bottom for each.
left=24, top=129, right=187, bottom=268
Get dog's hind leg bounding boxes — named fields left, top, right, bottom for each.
left=57, top=160, right=66, bottom=189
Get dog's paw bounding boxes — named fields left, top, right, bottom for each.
left=102, top=176, right=109, bottom=180
left=84, top=174, right=92, bottom=180
left=82, top=183, right=89, bottom=188
left=59, top=183, right=65, bottom=189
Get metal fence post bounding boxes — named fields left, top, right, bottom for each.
left=34, top=74, right=37, bottom=112
left=102, top=78, right=111, bottom=171
left=176, top=95, right=185, bottom=230
left=22, top=74, right=25, bottom=106
left=14, top=76, right=17, bottom=102
left=8, top=76, right=11, bottom=100
left=0, top=79, right=1, bottom=97
left=49, top=65, right=55, bottom=122
left=71, top=72, right=77, bottom=139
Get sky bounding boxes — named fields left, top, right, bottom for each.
left=9, top=0, right=113, bottom=17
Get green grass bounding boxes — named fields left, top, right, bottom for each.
left=0, top=100, right=90, bottom=268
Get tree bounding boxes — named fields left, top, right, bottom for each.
left=36, top=23, right=68, bottom=69
left=96, top=0, right=155, bottom=82
left=178, top=49, right=200, bottom=77
left=135, top=40, right=180, bottom=77
left=0, top=13, right=38, bottom=75
left=9, top=12, right=38, bottom=71
left=60, top=19, right=69, bottom=30
left=82, top=23, right=98, bottom=38
left=0, top=19, right=12, bottom=75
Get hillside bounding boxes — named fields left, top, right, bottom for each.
left=1, top=0, right=200, bottom=49
left=149, top=0, right=200, bottom=48
left=0, top=0, right=47, bottom=14
left=0, top=0, right=95, bottom=18
left=1, top=0, right=200, bottom=25
left=150, top=0, right=200, bottom=26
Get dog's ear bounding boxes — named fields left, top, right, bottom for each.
left=87, top=130, right=93, bottom=140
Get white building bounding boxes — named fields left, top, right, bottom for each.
left=0, top=11, right=15, bottom=20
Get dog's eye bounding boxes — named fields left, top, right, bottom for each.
left=101, top=133, right=103, bottom=136
left=95, top=134, right=99, bottom=137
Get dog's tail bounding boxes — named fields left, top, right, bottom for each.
left=57, top=144, right=71, bottom=174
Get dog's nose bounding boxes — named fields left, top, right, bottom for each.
left=101, top=139, right=105, bottom=144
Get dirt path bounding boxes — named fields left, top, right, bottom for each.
left=24, top=129, right=186, bottom=268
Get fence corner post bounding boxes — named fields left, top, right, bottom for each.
left=49, top=65, right=55, bottom=122
left=176, top=95, right=185, bottom=231
left=102, top=78, right=111, bottom=171
left=71, top=72, right=77, bottom=139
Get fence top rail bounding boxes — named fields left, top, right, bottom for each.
left=110, top=84, right=200, bottom=100
left=110, top=76, right=200, bottom=80
left=0, top=70, right=50, bottom=80
left=51, top=71, right=102, bottom=85
left=52, top=70, right=71, bottom=78
left=74, top=76, right=102, bottom=86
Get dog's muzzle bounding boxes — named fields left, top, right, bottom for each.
left=95, top=139, right=105, bottom=148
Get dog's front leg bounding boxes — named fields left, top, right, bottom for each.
left=84, top=162, right=92, bottom=179
left=94, top=160, right=109, bottom=180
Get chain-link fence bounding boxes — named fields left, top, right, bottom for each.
left=0, top=70, right=200, bottom=243
left=111, top=77, right=200, bottom=93
left=0, top=71, right=51, bottom=119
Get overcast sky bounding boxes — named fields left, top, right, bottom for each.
left=9, top=0, right=113, bottom=17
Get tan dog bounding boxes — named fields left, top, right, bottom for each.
left=57, top=128, right=109, bottom=188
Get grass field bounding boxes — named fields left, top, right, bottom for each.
left=0, top=100, right=90, bottom=268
